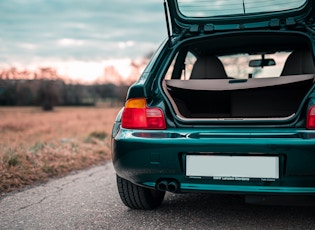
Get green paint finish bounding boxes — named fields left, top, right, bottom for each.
left=113, top=127, right=315, bottom=194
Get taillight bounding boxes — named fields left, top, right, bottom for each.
left=307, top=106, right=315, bottom=129
left=122, top=98, right=166, bottom=129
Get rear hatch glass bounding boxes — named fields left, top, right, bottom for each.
left=177, top=0, right=307, bottom=17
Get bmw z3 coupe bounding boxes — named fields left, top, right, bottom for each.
left=112, top=0, right=315, bottom=209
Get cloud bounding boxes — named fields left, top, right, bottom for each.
left=18, top=43, right=37, bottom=50
left=118, top=41, right=135, bottom=49
left=57, top=38, right=85, bottom=47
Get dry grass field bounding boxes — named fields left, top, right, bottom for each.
left=0, top=106, right=121, bottom=195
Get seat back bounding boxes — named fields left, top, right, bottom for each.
left=281, top=49, right=315, bottom=76
left=190, top=55, right=228, bottom=79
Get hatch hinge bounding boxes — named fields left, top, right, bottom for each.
left=190, top=24, right=215, bottom=34
left=189, top=25, right=199, bottom=33
left=204, top=24, right=215, bottom=33
left=269, top=19, right=281, bottom=29
left=285, top=17, right=296, bottom=27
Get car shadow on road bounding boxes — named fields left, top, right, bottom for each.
left=143, top=193, right=315, bottom=229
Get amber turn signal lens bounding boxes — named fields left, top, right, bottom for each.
left=122, top=98, right=166, bottom=129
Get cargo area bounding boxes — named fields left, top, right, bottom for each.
left=165, top=75, right=315, bottom=119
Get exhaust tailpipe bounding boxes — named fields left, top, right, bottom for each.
left=156, top=179, right=180, bottom=192
left=167, top=181, right=179, bottom=192
left=157, top=180, right=168, bottom=191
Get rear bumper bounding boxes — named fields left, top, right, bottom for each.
left=112, top=127, right=315, bottom=194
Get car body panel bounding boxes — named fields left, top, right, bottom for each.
left=112, top=126, right=315, bottom=194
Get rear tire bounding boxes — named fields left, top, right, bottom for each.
left=116, top=174, right=165, bottom=209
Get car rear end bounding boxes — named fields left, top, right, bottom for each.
left=113, top=63, right=315, bottom=196
left=111, top=0, right=315, bottom=209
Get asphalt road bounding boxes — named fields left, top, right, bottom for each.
left=1, top=162, right=315, bottom=230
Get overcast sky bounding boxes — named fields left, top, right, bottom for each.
left=0, top=0, right=166, bottom=66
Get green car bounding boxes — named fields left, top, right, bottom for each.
left=112, top=0, right=315, bottom=209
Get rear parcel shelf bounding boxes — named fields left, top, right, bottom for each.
left=164, top=74, right=315, bottom=119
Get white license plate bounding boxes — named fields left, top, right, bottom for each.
left=186, top=155, right=279, bottom=179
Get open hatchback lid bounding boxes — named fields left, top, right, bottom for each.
left=165, top=0, right=315, bottom=35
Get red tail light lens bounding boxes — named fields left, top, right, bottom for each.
left=307, top=106, right=315, bottom=129
left=122, top=98, right=166, bottom=129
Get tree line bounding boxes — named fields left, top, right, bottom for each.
left=0, top=79, right=130, bottom=110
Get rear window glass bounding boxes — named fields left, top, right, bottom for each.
left=164, top=51, right=290, bottom=80
left=177, top=0, right=307, bottom=17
